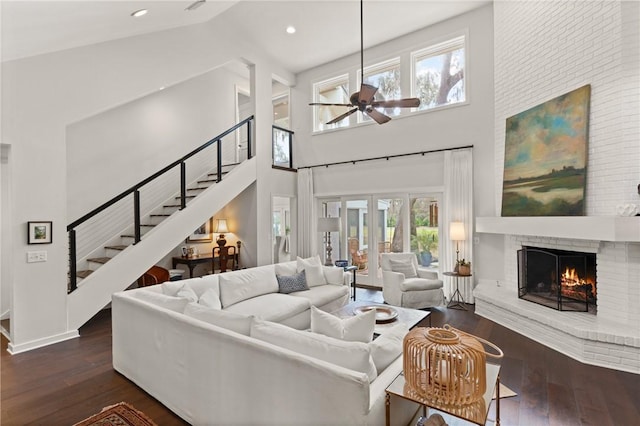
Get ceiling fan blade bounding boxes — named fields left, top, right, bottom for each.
left=326, top=108, right=358, bottom=125
left=309, top=102, right=353, bottom=107
left=371, top=98, right=421, bottom=109
left=365, top=107, right=391, bottom=125
left=358, top=84, right=378, bottom=105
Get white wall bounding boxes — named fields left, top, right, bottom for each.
left=292, top=4, right=501, bottom=282
left=67, top=66, right=244, bottom=222
left=1, top=10, right=294, bottom=348
left=494, top=0, right=640, bottom=215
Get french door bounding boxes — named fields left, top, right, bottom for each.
left=319, top=193, right=442, bottom=289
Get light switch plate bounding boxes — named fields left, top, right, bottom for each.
left=27, top=251, right=47, bottom=263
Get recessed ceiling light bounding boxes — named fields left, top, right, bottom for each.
left=131, top=9, right=148, bottom=18
left=286, top=26, right=296, bottom=34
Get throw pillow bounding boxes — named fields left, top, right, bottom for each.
left=389, top=258, right=417, bottom=278
left=276, top=270, right=309, bottom=294
left=198, top=287, right=222, bottom=310
left=274, top=262, right=297, bottom=277
left=323, top=266, right=345, bottom=286
left=296, top=255, right=327, bottom=287
left=310, top=305, right=375, bottom=343
left=184, top=303, right=253, bottom=336
left=368, top=323, right=409, bottom=374
left=250, top=319, right=377, bottom=382
left=176, top=283, right=198, bottom=303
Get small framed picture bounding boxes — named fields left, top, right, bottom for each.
left=187, top=219, right=212, bottom=243
left=28, top=221, right=52, bottom=244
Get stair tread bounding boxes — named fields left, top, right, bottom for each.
left=207, top=171, right=230, bottom=177
left=164, top=204, right=181, bottom=208
left=141, top=224, right=156, bottom=227
left=105, top=245, right=128, bottom=250
left=197, top=179, right=218, bottom=184
left=77, top=270, right=93, bottom=279
left=187, top=187, right=209, bottom=191
left=174, top=195, right=196, bottom=200
left=150, top=214, right=170, bottom=217
left=87, top=257, right=111, bottom=264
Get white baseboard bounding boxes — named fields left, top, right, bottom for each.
left=7, top=330, right=79, bottom=354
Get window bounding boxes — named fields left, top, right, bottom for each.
left=272, top=127, right=292, bottom=169
left=412, top=35, right=465, bottom=111
left=313, top=74, right=349, bottom=132
left=273, top=93, right=289, bottom=128
left=358, top=58, right=401, bottom=122
left=410, top=196, right=439, bottom=269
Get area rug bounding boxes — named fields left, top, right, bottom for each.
left=73, top=402, right=158, bottom=426
left=492, top=383, right=517, bottom=400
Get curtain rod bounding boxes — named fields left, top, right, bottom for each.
left=298, top=144, right=474, bottom=170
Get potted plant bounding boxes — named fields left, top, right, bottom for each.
left=456, top=259, right=471, bottom=276
left=412, top=231, right=438, bottom=267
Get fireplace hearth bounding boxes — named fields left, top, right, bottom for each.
left=517, top=246, right=596, bottom=313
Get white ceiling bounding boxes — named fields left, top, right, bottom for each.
left=1, top=1, right=490, bottom=73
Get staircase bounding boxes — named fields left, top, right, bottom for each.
left=66, top=117, right=255, bottom=330
left=75, top=164, right=237, bottom=282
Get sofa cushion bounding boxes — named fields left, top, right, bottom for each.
left=131, top=290, right=190, bottom=313
left=323, top=266, right=345, bottom=285
left=400, top=277, right=443, bottom=291
left=184, top=303, right=253, bottom=335
left=176, top=282, right=198, bottom=303
left=224, top=293, right=310, bottom=323
left=161, top=276, right=219, bottom=298
left=199, top=287, right=222, bottom=310
left=296, top=255, right=326, bottom=287
left=310, top=306, right=375, bottom=343
left=288, top=284, right=349, bottom=308
left=368, top=323, right=408, bottom=374
left=250, top=319, right=377, bottom=382
left=276, top=270, right=309, bottom=294
left=274, top=262, right=297, bottom=277
left=218, top=266, right=279, bottom=308
left=389, top=258, right=417, bottom=278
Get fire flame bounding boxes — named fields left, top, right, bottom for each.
left=561, top=267, right=596, bottom=298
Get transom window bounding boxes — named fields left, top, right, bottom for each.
left=313, top=74, right=349, bottom=132
left=311, top=34, right=467, bottom=133
left=412, top=35, right=465, bottom=110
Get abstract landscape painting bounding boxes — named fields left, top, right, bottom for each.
left=502, top=85, right=590, bottom=216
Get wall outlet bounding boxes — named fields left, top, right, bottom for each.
left=27, top=251, right=47, bottom=263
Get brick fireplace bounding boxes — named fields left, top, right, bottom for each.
left=518, top=246, right=597, bottom=313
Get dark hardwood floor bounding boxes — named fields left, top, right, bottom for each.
left=1, top=289, right=638, bottom=425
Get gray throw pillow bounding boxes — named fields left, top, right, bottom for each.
left=277, top=270, right=309, bottom=294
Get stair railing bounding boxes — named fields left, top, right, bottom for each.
left=67, top=116, right=254, bottom=293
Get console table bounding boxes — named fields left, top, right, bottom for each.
left=172, top=253, right=238, bottom=278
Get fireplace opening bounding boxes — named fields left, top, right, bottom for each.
left=517, top=246, right=596, bottom=313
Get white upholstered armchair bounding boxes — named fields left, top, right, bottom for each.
left=380, top=253, right=444, bottom=309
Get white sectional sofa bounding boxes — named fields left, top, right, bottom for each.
left=112, top=257, right=419, bottom=425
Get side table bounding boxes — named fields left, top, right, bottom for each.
left=343, top=266, right=358, bottom=300
left=443, top=272, right=472, bottom=310
left=385, top=363, right=501, bottom=426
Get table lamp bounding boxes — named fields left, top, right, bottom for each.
left=215, top=219, right=229, bottom=247
left=450, top=221, right=465, bottom=264
left=318, top=217, right=341, bottom=266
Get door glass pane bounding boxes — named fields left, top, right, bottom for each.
left=346, top=200, right=370, bottom=282
left=272, top=196, right=291, bottom=263
left=410, top=197, right=439, bottom=269
left=376, top=198, right=404, bottom=283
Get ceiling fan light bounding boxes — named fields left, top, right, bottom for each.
left=286, top=26, right=296, bottom=34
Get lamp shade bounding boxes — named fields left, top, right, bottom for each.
left=317, top=217, right=341, bottom=233
left=214, top=219, right=229, bottom=234
left=450, top=222, right=465, bottom=241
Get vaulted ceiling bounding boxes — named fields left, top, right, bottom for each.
left=1, top=1, right=489, bottom=73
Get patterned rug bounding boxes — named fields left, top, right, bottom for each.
left=73, top=402, right=158, bottom=426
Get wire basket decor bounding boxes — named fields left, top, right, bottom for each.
left=403, top=324, right=503, bottom=406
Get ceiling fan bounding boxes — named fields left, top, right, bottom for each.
left=309, top=0, right=420, bottom=125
